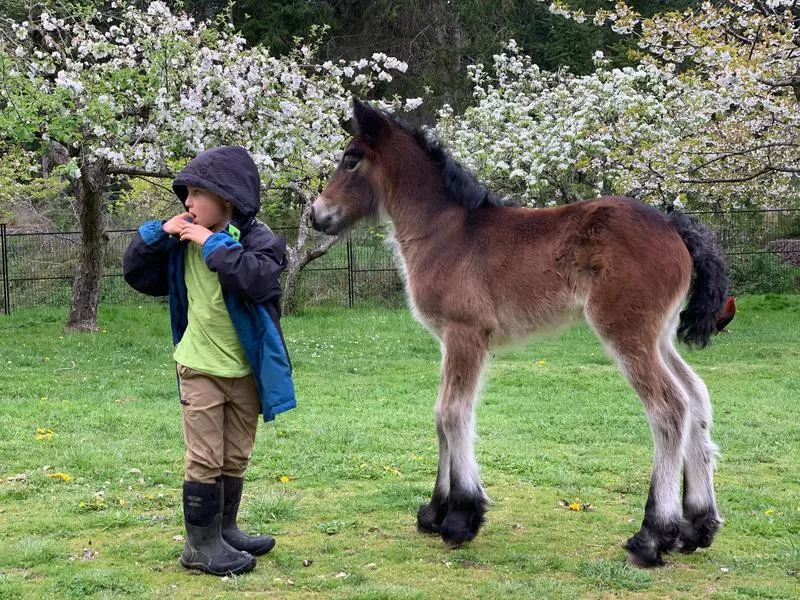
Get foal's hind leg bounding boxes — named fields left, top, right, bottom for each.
left=617, top=348, right=691, bottom=566
left=622, top=350, right=690, bottom=565
left=661, top=340, right=722, bottom=552
left=417, top=325, right=490, bottom=546
left=589, top=309, right=691, bottom=567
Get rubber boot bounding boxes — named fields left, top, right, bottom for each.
left=179, top=480, right=256, bottom=576
left=221, top=475, right=276, bottom=556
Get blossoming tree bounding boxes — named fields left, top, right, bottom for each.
left=435, top=44, right=703, bottom=206
left=0, top=2, right=420, bottom=328
left=437, top=0, right=800, bottom=210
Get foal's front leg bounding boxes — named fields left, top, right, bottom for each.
left=416, top=420, right=450, bottom=534
left=417, top=325, right=490, bottom=546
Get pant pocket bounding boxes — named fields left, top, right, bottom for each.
left=177, top=363, right=190, bottom=405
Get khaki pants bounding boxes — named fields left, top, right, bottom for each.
left=177, top=364, right=261, bottom=484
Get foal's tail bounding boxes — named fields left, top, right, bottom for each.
left=669, top=211, right=730, bottom=349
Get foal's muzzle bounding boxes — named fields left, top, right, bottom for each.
left=309, top=199, right=340, bottom=235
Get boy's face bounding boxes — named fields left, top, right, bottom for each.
left=185, top=187, right=232, bottom=231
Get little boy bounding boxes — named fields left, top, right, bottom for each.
left=123, top=145, right=296, bottom=576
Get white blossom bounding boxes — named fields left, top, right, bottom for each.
left=403, top=97, right=424, bottom=111
left=55, top=70, right=85, bottom=94
left=437, top=29, right=800, bottom=210
left=0, top=1, right=420, bottom=209
left=40, top=12, right=58, bottom=32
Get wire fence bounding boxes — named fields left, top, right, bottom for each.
left=0, top=224, right=405, bottom=314
left=686, top=209, right=800, bottom=295
left=1, top=208, right=798, bottom=315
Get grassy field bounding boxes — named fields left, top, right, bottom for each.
left=0, top=295, right=798, bottom=599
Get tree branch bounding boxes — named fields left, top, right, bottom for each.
left=135, top=176, right=175, bottom=193
left=757, top=76, right=800, bottom=87
left=108, top=165, right=173, bottom=178
left=678, top=164, right=800, bottom=184
left=296, top=235, right=339, bottom=269
left=686, top=142, right=800, bottom=173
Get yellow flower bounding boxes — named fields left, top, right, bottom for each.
left=764, top=508, right=776, bottom=516
left=47, top=472, right=72, bottom=482
left=278, top=475, right=290, bottom=483
left=383, top=466, right=402, bottom=476
left=560, top=497, right=591, bottom=511
left=35, top=428, right=54, bottom=441
left=536, top=360, right=546, bottom=366
left=118, top=498, right=126, bottom=508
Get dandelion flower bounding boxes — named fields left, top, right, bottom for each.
left=35, top=428, right=54, bottom=441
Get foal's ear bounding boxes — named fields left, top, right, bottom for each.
left=352, top=96, right=390, bottom=147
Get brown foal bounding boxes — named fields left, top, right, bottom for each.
left=311, top=98, right=729, bottom=567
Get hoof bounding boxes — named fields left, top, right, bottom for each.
left=417, top=502, right=445, bottom=534
left=439, top=493, right=487, bottom=548
left=625, top=533, right=666, bottom=568
left=625, top=520, right=681, bottom=568
left=679, top=507, right=722, bottom=553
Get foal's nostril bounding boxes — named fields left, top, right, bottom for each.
left=309, top=203, right=335, bottom=233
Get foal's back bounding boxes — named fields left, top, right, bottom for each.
left=437, top=196, right=693, bottom=343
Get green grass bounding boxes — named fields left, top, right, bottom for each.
left=0, top=295, right=799, bottom=599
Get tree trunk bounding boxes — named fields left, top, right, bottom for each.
left=65, top=156, right=109, bottom=332
left=280, top=184, right=338, bottom=315
left=282, top=260, right=302, bottom=316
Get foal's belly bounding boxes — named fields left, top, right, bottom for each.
left=493, top=305, right=584, bottom=346
left=407, top=283, right=584, bottom=347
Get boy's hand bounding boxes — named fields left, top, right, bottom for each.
left=179, top=222, right=213, bottom=247
left=163, top=212, right=194, bottom=235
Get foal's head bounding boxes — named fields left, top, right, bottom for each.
left=311, top=97, right=501, bottom=236
left=310, top=98, right=398, bottom=235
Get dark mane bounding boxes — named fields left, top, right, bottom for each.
left=383, top=111, right=507, bottom=210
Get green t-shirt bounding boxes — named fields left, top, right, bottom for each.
left=173, top=242, right=251, bottom=377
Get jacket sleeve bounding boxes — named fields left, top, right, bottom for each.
left=202, top=225, right=287, bottom=304
left=122, top=220, right=178, bottom=297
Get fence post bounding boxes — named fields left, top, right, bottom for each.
left=1, top=223, right=9, bottom=315
left=346, top=232, right=354, bottom=308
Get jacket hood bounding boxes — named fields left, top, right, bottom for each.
left=172, top=146, right=261, bottom=225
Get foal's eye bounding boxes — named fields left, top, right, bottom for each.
left=342, top=154, right=361, bottom=171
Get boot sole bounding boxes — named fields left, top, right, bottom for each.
left=179, top=555, right=256, bottom=576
